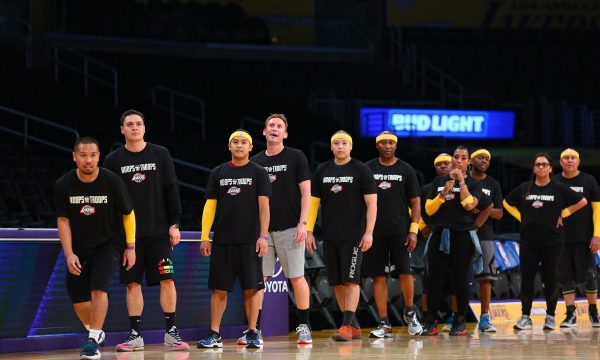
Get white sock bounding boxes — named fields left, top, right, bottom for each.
left=84, top=324, right=91, bottom=331
left=89, top=328, right=102, bottom=343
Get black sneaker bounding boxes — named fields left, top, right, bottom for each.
left=197, top=330, right=223, bottom=348
left=246, top=329, right=263, bottom=348
left=449, top=315, right=467, bottom=336
left=560, top=312, right=577, bottom=328
left=420, top=315, right=438, bottom=336
left=590, top=309, right=600, bottom=328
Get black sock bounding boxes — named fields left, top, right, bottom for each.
left=566, top=304, right=576, bottom=315
left=342, top=311, right=355, bottom=326
left=164, top=312, right=176, bottom=331
left=404, top=306, right=414, bottom=315
left=257, top=309, right=263, bottom=330
left=590, top=304, right=598, bottom=314
left=380, top=316, right=390, bottom=325
left=351, top=315, right=360, bottom=328
left=297, top=308, right=310, bottom=328
left=130, top=316, right=142, bottom=333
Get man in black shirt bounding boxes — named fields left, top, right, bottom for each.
left=251, top=114, right=312, bottom=344
left=103, top=110, right=188, bottom=351
left=553, top=148, right=600, bottom=328
left=55, top=137, right=136, bottom=360
left=306, top=130, right=377, bottom=341
left=198, top=130, right=271, bottom=349
left=469, top=149, right=503, bottom=332
left=363, top=131, right=422, bottom=337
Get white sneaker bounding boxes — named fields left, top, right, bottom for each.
left=513, top=315, right=533, bottom=330
left=115, top=330, right=144, bottom=352
left=369, top=322, right=392, bottom=338
left=404, top=310, right=423, bottom=336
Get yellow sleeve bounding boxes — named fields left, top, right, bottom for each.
left=592, top=202, right=600, bottom=237
left=503, top=199, right=521, bottom=223
left=122, top=210, right=136, bottom=245
left=201, top=199, right=217, bottom=241
left=306, top=196, right=321, bottom=232
left=425, top=195, right=445, bottom=216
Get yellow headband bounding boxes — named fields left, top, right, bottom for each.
left=471, top=149, right=491, bottom=159
left=331, top=132, right=353, bottom=145
left=560, top=148, right=579, bottom=159
left=375, top=133, right=398, bottom=144
left=434, top=154, right=452, bottom=165
left=229, top=130, right=252, bottom=145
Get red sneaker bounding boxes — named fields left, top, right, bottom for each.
left=332, top=325, right=352, bottom=341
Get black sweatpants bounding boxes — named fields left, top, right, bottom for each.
left=519, top=243, right=564, bottom=316
left=426, top=230, right=474, bottom=318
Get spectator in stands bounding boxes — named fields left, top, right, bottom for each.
left=469, top=149, right=503, bottom=332
left=103, top=110, right=188, bottom=351
left=504, top=152, right=587, bottom=331
left=197, top=130, right=270, bottom=349
left=421, top=146, right=492, bottom=336
left=552, top=148, right=600, bottom=328
left=55, top=136, right=135, bottom=360
left=250, top=114, right=313, bottom=344
left=306, top=130, right=377, bottom=341
left=363, top=131, right=423, bottom=337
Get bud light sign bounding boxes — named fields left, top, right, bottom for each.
left=360, top=108, right=514, bottom=139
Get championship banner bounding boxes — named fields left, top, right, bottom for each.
left=470, top=299, right=595, bottom=326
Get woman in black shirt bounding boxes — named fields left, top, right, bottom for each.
left=504, top=153, right=587, bottom=331
left=422, top=146, right=492, bottom=336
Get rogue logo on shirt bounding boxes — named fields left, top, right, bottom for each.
left=120, top=163, right=157, bottom=174
left=330, top=184, right=343, bottom=193
left=131, top=173, right=146, bottom=183
left=482, top=188, right=491, bottom=196
left=80, top=205, right=96, bottom=216
left=570, top=186, right=584, bottom=193
left=227, top=186, right=241, bottom=196
left=378, top=181, right=392, bottom=190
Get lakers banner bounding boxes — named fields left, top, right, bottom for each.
left=470, top=299, right=594, bottom=326
left=387, top=0, right=600, bottom=30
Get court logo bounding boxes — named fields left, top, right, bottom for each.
left=227, top=186, right=241, bottom=195
left=80, top=205, right=96, bottom=216
left=131, top=173, right=146, bottom=183
left=158, top=258, right=174, bottom=275
left=268, top=173, right=277, bottom=183
left=532, top=200, right=544, bottom=208
left=330, top=184, right=343, bottom=194
left=378, top=181, right=392, bottom=190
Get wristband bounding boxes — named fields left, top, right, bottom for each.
left=459, top=180, right=466, bottom=186
left=298, top=220, right=307, bottom=225
left=460, top=195, right=474, bottom=207
left=409, top=222, right=419, bottom=234
left=561, top=208, right=572, bottom=218
left=126, top=244, right=135, bottom=250
left=259, top=235, right=268, bottom=240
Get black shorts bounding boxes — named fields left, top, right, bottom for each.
left=67, top=243, right=120, bottom=304
left=323, top=238, right=362, bottom=286
left=362, top=234, right=412, bottom=277
left=208, top=244, right=265, bottom=292
left=558, top=242, right=598, bottom=293
left=120, top=237, right=174, bottom=286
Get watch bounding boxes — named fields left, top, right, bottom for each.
left=171, top=223, right=180, bottom=229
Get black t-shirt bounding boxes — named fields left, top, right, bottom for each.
left=475, top=175, right=503, bottom=241
left=311, top=158, right=377, bottom=241
left=366, top=158, right=420, bottom=236
left=54, top=168, right=133, bottom=259
left=251, top=147, right=310, bottom=231
left=205, top=161, right=271, bottom=245
left=426, top=175, right=491, bottom=232
left=552, top=172, right=600, bottom=243
left=103, top=143, right=181, bottom=241
left=505, top=180, right=583, bottom=247
left=420, top=183, right=433, bottom=227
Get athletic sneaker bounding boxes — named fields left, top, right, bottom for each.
left=513, top=315, right=533, bottom=330
left=543, top=315, right=556, bottom=330
left=351, top=326, right=362, bottom=339
left=197, top=330, right=223, bottom=348
left=115, top=330, right=144, bottom=352
left=237, top=329, right=263, bottom=345
left=369, top=322, right=392, bottom=338
left=404, top=310, right=423, bottom=336
left=164, top=326, right=189, bottom=350
left=420, top=316, right=438, bottom=336
left=442, top=313, right=454, bottom=332
left=478, top=313, right=497, bottom=332
left=296, top=324, right=313, bottom=344
left=246, top=329, right=263, bottom=348
left=332, top=325, right=352, bottom=341
left=80, top=338, right=100, bottom=360
left=449, top=315, right=467, bottom=336
left=560, top=312, right=577, bottom=328
left=590, top=309, right=600, bottom=327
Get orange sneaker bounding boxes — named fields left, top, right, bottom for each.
left=351, top=326, right=362, bottom=339
left=332, top=325, right=352, bottom=341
